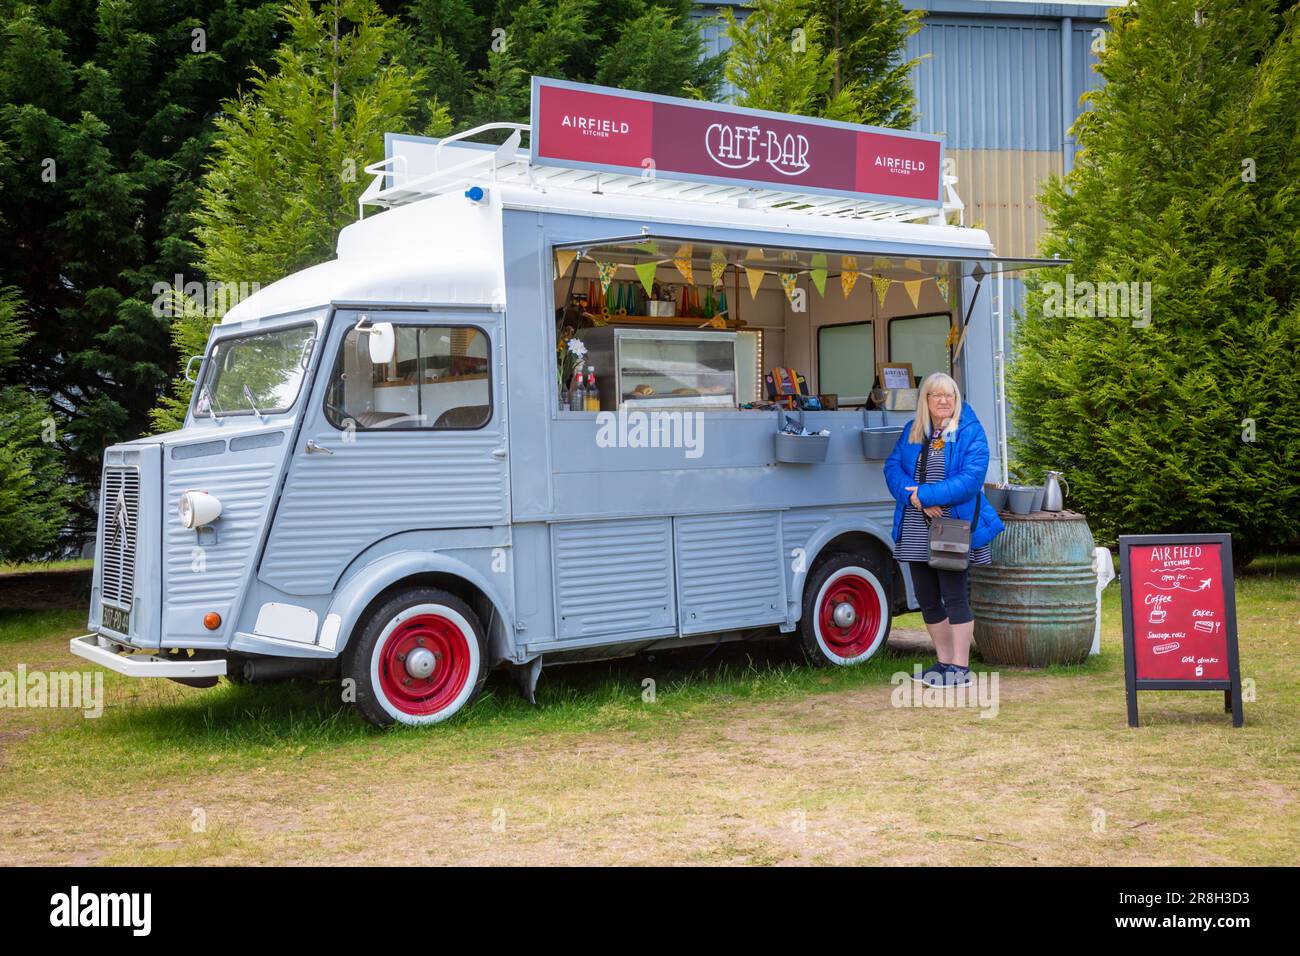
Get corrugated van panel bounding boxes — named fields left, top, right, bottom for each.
left=551, top=518, right=676, bottom=639
left=674, top=511, right=785, bottom=634
left=260, top=431, right=509, bottom=594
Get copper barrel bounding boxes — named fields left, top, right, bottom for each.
left=970, top=511, right=1097, bottom=666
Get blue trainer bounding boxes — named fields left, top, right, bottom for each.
left=912, top=660, right=949, bottom=685
left=942, top=663, right=974, bottom=688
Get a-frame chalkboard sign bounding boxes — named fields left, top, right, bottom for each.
left=1119, top=533, right=1243, bottom=727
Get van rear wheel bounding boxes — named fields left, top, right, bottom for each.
left=798, top=552, right=891, bottom=666
left=344, top=587, right=488, bottom=727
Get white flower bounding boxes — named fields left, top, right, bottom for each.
left=567, top=338, right=587, bottom=357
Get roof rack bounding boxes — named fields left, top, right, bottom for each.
left=359, top=123, right=965, bottom=227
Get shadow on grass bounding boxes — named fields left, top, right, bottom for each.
left=69, top=633, right=933, bottom=757
left=32, top=621, right=1119, bottom=774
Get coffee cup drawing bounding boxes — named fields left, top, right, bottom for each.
left=1148, top=608, right=1167, bottom=624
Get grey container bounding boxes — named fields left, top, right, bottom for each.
left=774, top=408, right=830, bottom=463
left=1007, top=486, right=1036, bottom=515
left=1030, top=485, right=1045, bottom=513
left=860, top=407, right=903, bottom=460
left=984, top=485, right=1009, bottom=511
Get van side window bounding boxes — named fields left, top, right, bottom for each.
left=325, top=324, right=491, bottom=430
left=889, top=313, right=951, bottom=381
left=816, top=320, right=874, bottom=404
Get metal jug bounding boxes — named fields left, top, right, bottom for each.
left=1044, top=471, right=1069, bottom=512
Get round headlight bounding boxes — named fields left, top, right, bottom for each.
left=178, top=491, right=222, bottom=529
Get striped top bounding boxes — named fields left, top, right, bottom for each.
left=898, top=426, right=993, bottom=565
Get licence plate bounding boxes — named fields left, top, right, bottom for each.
left=102, top=604, right=131, bottom=635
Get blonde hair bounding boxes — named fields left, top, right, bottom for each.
left=909, top=372, right=962, bottom=444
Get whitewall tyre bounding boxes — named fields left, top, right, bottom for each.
left=345, top=587, right=488, bottom=727
left=798, top=552, right=891, bottom=666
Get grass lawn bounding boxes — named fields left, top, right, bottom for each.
left=0, top=559, right=93, bottom=575
left=0, top=555, right=1296, bottom=865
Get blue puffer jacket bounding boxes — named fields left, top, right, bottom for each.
left=883, top=401, right=1005, bottom=550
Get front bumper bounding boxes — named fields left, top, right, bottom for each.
left=70, top=634, right=227, bottom=679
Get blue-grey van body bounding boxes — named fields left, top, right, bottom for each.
left=84, top=190, right=1004, bottom=675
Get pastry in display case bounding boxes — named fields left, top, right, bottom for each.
left=579, top=327, right=739, bottom=409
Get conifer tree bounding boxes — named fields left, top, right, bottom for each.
left=1009, top=0, right=1300, bottom=562
left=154, top=0, right=424, bottom=430
left=0, top=287, right=74, bottom=561
left=722, top=0, right=918, bottom=123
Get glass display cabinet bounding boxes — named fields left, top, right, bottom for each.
left=579, top=327, right=738, bottom=409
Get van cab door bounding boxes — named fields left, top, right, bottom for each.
left=259, top=308, right=509, bottom=596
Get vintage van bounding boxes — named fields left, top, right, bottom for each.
left=72, top=79, right=1055, bottom=725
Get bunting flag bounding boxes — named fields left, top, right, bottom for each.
left=595, top=259, right=618, bottom=297
left=945, top=318, right=961, bottom=347
left=935, top=272, right=950, bottom=302
left=673, top=244, right=694, bottom=284
left=904, top=279, right=924, bottom=309
left=555, top=248, right=577, bottom=279
left=809, top=253, right=827, bottom=297
left=872, top=274, right=891, bottom=308
left=745, top=266, right=766, bottom=299
left=903, top=257, right=923, bottom=275
left=637, top=239, right=659, bottom=257
left=746, top=247, right=764, bottom=262
left=779, top=272, right=800, bottom=305
left=701, top=314, right=729, bottom=329
left=710, top=247, right=728, bottom=287
left=841, top=256, right=860, bottom=298
left=873, top=257, right=893, bottom=273
left=634, top=260, right=658, bottom=298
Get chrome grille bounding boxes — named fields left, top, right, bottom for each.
left=100, top=467, right=140, bottom=609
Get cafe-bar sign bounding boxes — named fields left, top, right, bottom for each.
left=530, top=76, right=944, bottom=205
left=1119, top=533, right=1244, bottom=727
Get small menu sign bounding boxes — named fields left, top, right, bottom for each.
left=1119, top=533, right=1243, bottom=727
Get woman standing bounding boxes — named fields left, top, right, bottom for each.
left=884, top=372, right=1004, bottom=687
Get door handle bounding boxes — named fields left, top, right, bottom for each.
left=490, top=447, right=507, bottom=460
left=305, top=440, right=334, bottom=455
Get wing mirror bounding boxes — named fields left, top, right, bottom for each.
left=368, top=323, right=395, bottom=364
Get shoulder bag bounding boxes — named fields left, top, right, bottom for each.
left=914, top=431, right=981, bottom=571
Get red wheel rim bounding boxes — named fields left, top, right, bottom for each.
left=817, top=570, right=883, bottom=660
left=377, top=613, right=472, bottom=716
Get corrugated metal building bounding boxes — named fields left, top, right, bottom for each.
left=904, top=0, right=1119, bottom=260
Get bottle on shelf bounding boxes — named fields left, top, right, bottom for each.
left=585, top=366, right=600, bottom=411
left=569, top=367, right=586, bottom=412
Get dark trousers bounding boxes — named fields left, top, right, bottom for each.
left=908, top=561, right=974, bottom=626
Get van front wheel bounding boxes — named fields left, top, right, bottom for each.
left=345, top=587, right=488, bottom=727
left=798, top=552, right=891, bottom=666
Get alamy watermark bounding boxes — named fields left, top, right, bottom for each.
left=1042, top=274, right=1153, bottom=327
left=152, top=274, right=262, bottom=318
left=595, top=408, right=705, bottom=459
left=1, top=665, right=103, bottom=718
left=890, top=665, right=1000, bottom=717
left=50, top=886, right=150, bottom=936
